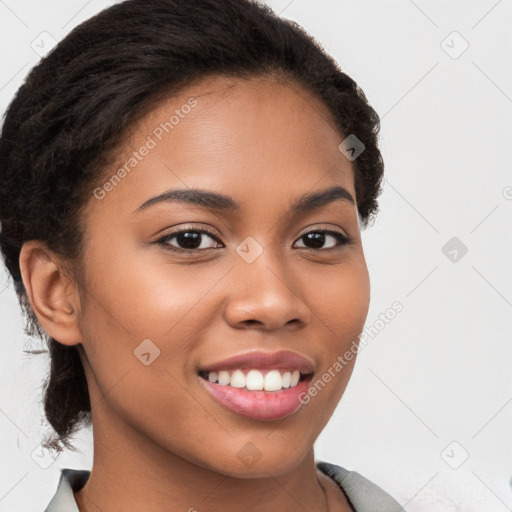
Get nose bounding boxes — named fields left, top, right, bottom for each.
left=223, top=252, right=312, bottom=332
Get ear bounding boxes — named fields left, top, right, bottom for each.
left=19, top=240, right=82, bottom=346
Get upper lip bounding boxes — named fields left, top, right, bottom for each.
left=199, top=350, right=315, bottom=374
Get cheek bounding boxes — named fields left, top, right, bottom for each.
left=299, top=255, right=370, bottom=413
left=76, top=258, right=223, bottom=460
left=80, top=228, right=228, bottom=340
left=76, top=239, right=234, bottom=418
left=305, top=254, right=370, bottom=346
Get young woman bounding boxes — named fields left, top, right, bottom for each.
left=0, top=0, right=405, bottom=510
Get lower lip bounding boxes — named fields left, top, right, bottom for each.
left=198, top=375, right=312, bottom=421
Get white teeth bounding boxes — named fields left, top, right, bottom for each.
left=218, top=371, right=230, bottom=386
left=204, top=368, right=304, bottom=391
left=264, top=369, right=282, bottom=391
left=230, top=369, right=246, bottom=388
left=246, top=369, right=264, bottom=390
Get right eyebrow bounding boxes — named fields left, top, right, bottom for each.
left=133, top=188, right=240, bottom=214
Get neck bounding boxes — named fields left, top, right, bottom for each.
left=73, top=405, right=339, bottom=512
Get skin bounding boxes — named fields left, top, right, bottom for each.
left=20, top=74, right=370, bottom=512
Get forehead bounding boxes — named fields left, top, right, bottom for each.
left=88, top=74, right=356, bottom=219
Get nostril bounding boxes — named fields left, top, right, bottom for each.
left=243, top=320, right=262, bottom=327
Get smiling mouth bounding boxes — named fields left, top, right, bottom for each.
left=198, top=368, right=313, bottom=392
left=197, top=368, right=313, bottom=421
left=197, top=349, right=316, bottom=420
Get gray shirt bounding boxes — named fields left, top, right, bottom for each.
left=43, top=461, right=406, bottom=511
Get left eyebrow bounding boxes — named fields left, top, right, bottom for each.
left=133, top=185, right=355, bottom=214
left=290, top=185, right=355, bottom=212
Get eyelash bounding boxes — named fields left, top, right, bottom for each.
left=154, top=227, right=353, bottom=253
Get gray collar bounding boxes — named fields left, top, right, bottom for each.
left=317, top=461, right=406, bottom=512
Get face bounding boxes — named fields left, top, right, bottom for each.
left=75, top=74, right=370, bottom=477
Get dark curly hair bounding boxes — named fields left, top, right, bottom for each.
left=0, top=0, right=384, bottom=454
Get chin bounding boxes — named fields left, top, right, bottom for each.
left=204, top=436, right=313, bottom=479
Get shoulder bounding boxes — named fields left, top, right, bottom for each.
left=316, top=461, right=406, bottom=512
left=43, top=468, right=90, bottom=512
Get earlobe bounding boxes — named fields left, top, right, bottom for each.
left=19, top=240, right=82, bottom=347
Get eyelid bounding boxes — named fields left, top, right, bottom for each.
left=155, top=224, right=222, bottom=240
left=295, top=223, right=350, bottom=240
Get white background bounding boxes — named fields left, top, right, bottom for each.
left=1, top=1, right=511, bottom=511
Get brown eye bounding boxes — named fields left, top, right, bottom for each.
left=294, top=230, right=352, bottom=251
left=156, top=229, right=223, bottom=251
